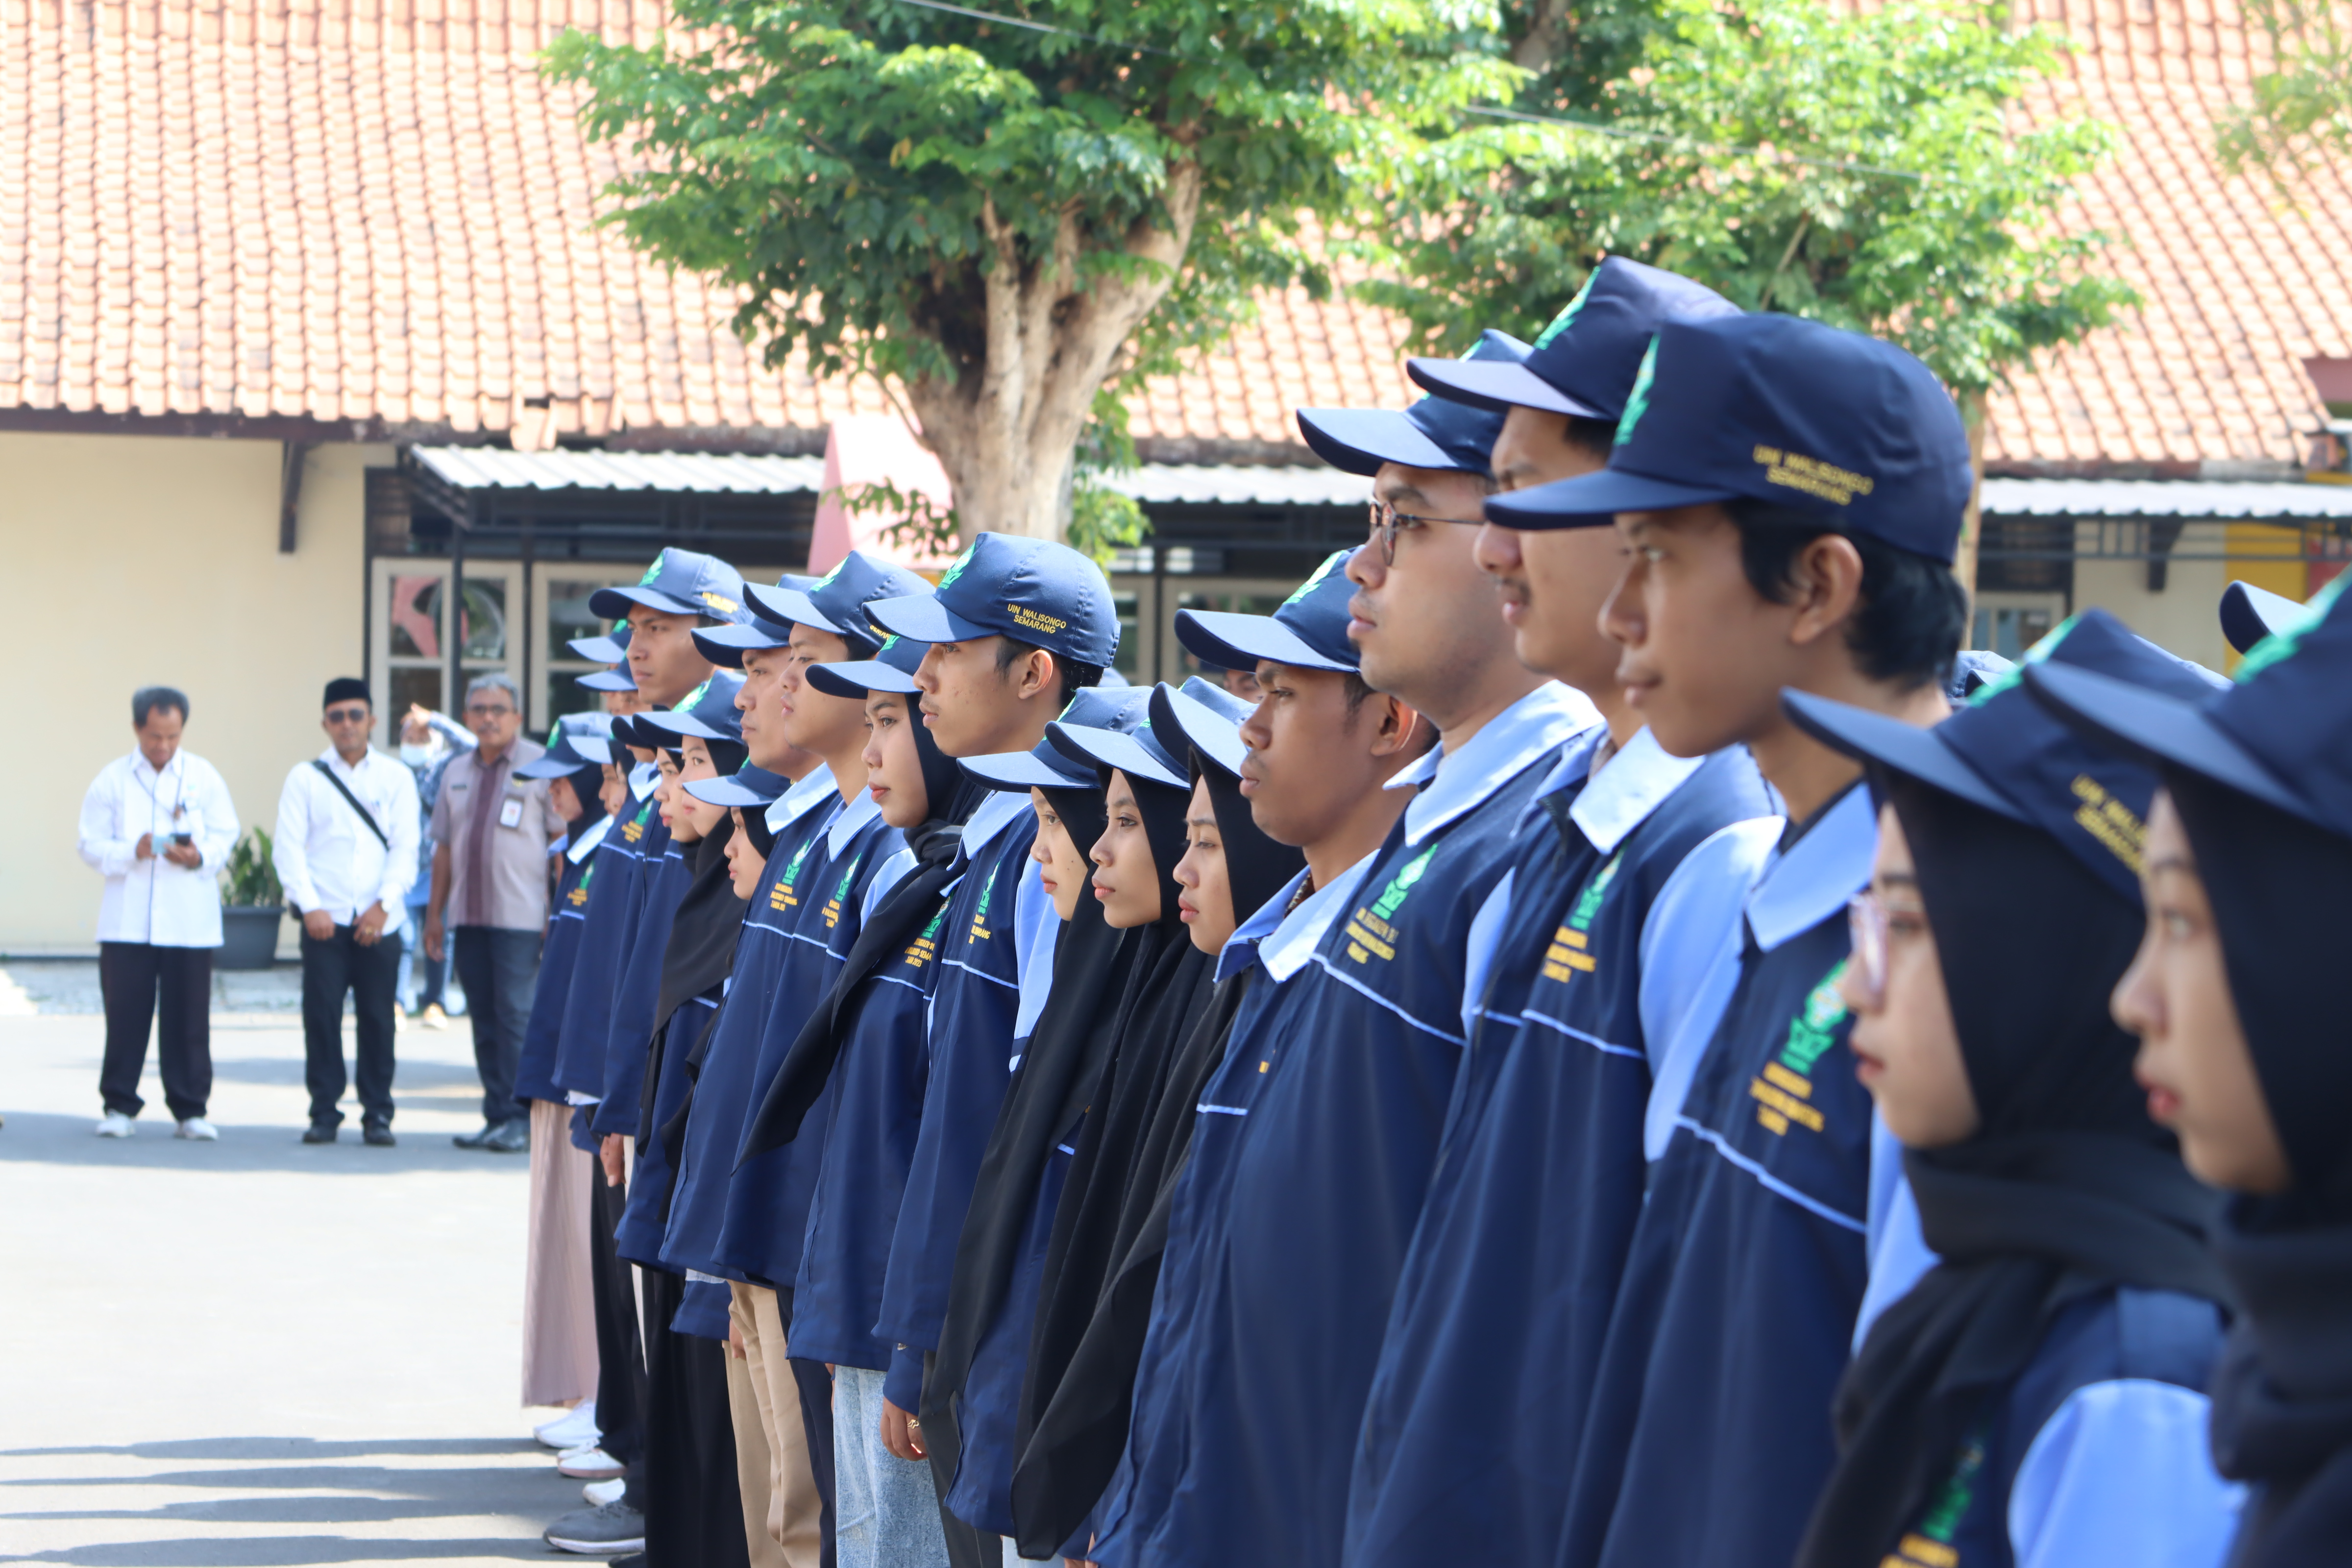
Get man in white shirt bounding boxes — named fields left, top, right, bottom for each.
left=274, top=678, right=422, bottom=1146
left=77, top=686, right=240, bottom=1140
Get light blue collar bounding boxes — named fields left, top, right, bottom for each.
left=1218, top=851, right=1379, bottom=984
left=629, top=761, right=660, bottom=802
left=826, top=787, right=884, bottom=858
left=960, top=789, right=1029, bottom=859
left=1387, top=683, right=1599, bottom=845
left=1568, top=727, right=1709, bottom=855
left=1745, top=783, right=1877, bottom=953
left=765, top=762, right=838, bottom=834
left=566, top=814, right=613, bottom=864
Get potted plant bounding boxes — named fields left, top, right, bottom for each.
left=218, top=827, right=284, bottom=971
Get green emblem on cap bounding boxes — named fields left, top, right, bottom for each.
left=638, top=554, right=665, bottom=586
left=1283, top=549, right=1348, bottom=609
left=1964, top=613, right=2083, bottom=707
left=679, top=678, right=711, bottom=711
left=1532, top=273, right=1597, bottom=351
left=1369, top=844, right=1437, bottom=921
left=878, top=634, right=900, bottom=653
left=546, top=724, right=562, bottom=748
left=1614, top=340, right=1657, bottom=447
left=814, top=558, right=849, bottom=590
left=2234, top=571, right=2350, bottom=681
left=936, top=541, right=978, bottom=592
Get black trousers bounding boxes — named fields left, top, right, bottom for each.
left=98, top=942, right=213, bottom=1120
left=588, top=1155, right=648, bottom=1470
left=451, top=925, right=539, bottom=1123
left=642, top=1265, right=750, bottom=1568
left=299, top=925, right=403, bottom=1127
left=924, top=1350, right=1004, bottom=1568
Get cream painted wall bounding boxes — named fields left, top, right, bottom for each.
left=2072, top=554, right=2233, bottom=672
left=2, top=432, right=394, bottom=951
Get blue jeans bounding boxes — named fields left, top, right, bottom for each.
left=834, top=1365, right=950, bottom=1568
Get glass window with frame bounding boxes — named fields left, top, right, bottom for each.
left=384, top=572, right=510, bottom=720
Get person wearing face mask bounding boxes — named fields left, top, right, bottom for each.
left=923, top=687, right=1170, bottom=1557
left=509, top=714, right=619, bottom=1420
left=2026, top=579, right=2352, bottom=1568
left=1782, top=609, right=2241, bottom=1568
left=397, top=703, right=475, bottom=1029
left=742, top=633, right=976, bottom=1568
left=1008, top=679, right=1305, bottom=1557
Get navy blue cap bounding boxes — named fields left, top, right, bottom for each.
left=867, top=533, right=1120, bottom=667
left=961, top=686, right=1152, bottom=793
left=746, top=551, right=934, bottom=659
left=1484, top=315, right=1974, bottom=561
left=1787, top=610, right=2227, bottom=903
left=686, top=762, right=794, bottom=809
left=1407, top=259, right=1739, bottom=420
left=1949, top=649, right=2015, bottom=703
left=576, top=666, right=639, bottom=693
left=1297, top=330, right=1530, bottom=477
left=2026, top=575, right=2352, bottom=834
left=1174, top=549, right=1358, bottom=676
left=633, top=670, right=748, bottom=745
left=2220, top=579, right=2304, bottom=656
left=568, top=625, right=632, bottom=663
left=1149, top=677, right=1252, bottom=780
left=516, top=712, right=618, bottom=778
left=1047, top=683, right=1189, bottom=790
left=588, top=547, right=752, bottom=623
left=693, top=575, right=811, bottom=667
left=805, top=632, right=929, bottom=700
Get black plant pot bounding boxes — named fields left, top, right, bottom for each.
left=218, top=905, right=284, bottom=971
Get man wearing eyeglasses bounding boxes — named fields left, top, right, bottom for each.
left=274, top=678, right=422, bottom=1146
left=426, top=671, right=569, bottom=1152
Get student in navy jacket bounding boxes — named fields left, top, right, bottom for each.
left=1785, top=610, right=2242, bottom=1568
left=2030, top=580, right=2352, bottom=1568
left=1097, top=336, right=1605, bottom=1568
left=1091, top=553, right=1426, bottom=1568
left=1486, top=313, right=1974, bottom=1568
left=1344, top=260, right=1776, bottom=1568
left=861, top=535, right=1122, bottom=1568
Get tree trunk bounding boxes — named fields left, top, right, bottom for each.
left=1955, top=388, right=1987, bottom=617
left=906, top=163, right=1204, bottom=543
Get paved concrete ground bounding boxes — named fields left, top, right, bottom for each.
left=1, top=966, right=587, bottom=1566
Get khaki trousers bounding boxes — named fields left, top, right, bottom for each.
left=729, top=1281, right=823, bottom=1568
left=521, top=1099, right=599, bottom=1407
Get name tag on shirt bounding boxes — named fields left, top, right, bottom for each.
left=499, top=797, right=524, bottom=829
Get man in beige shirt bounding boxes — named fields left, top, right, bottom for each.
left=425, top=672, right=568, bottom=1152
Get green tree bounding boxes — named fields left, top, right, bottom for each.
left=1358, top=0, right=2133, bottom=399
left=545, top=0, right=1509, bottom=542
left=2218, top=0, right=2352, bottom=186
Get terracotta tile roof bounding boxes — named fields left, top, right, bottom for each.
left=0, top=0, right=2338, bottom=470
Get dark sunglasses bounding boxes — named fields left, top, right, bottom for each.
left=324, top=705, right=370, bottom=724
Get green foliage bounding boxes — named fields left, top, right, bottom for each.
left=542, top=0, right=1513, bottom=396
left=221, top=828, right=282, bottom=909
left=2218, top=0, right=2352, bottom=187
left=1356, top=0, right=2135, bottom=393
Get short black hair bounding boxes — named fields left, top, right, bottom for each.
left=1728, top=499, right=1967, bottom=690
left=995, top=637, right=1106, bottom=709
left=132, top=686, right=189, bottom=729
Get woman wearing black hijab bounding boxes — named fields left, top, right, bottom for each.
left=1010, top=679, right=1303, bottom=1560
left=1784, top=609, right=2240, bottom=1568
left=2029, top=585, right=2352, bottom=1568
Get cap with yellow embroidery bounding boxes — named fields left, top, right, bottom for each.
left=587, top=547, right=751, bottom=625
left=1484, top=314, right=1974, bottom=560
left=867, top=532, right=1119, bottom=667
left=1784, top=609, right=2226, bottom=903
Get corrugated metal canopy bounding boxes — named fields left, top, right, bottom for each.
left=1982, top=477, right=2352, bottom=518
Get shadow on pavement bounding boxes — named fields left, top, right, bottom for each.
left=0, top=1443, right=529, bottom=1464
left=202, top=1060, right=490, bottom=1096
left=0, top=1115, right=533, bottom=1176
left=1, top=1535, right=558, bottom=1564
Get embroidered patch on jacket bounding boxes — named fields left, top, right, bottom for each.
left=1543, top=851, right=1623, bottom=982
left=821, top=853, right=865, bottom=930
left=1750, top=959, right=1848, bottom=1135
left=906, top=905, right=950, bottom=969
left=1342, top=844, right=1437, bottom=964
left=770, top=838, right=816, bottom=911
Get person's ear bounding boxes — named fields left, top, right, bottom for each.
left=1016, top=648, right=1057, bottom=703
left=1786, top=534, right=1867, bottom=650
left=1366, top=695, right=1423, bottom=760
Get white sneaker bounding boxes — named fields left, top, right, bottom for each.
left=175, top=1118, right=220, bottom=1141
left=94, top=1112, right=134, bottom=1138
left=535, top=1401, right=599, bottom=1449
left=555, top=1445, right=624, bottom=1480
left=581, top=1477, right=626, bottom=1506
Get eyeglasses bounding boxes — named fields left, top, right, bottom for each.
left=1366, top=499, right=1486, bottom=566
left=466, top=702, right=515, bottom=718
left=324, top=706, right=369, bottom=725
left=1845, top=890, right=1890, bottom=1012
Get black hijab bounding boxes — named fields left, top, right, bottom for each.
left=653, top=803, right=747, bottom=1036
left=736, top=701, right=988, bottom=1161
left=562, top=762, right=610, bottom=852
left=2173, top=769, right=2352, bottom=1568
left=1796, top=775, right=2229, bottom=1568
left=1009, top=755, right=1304, bottom=1555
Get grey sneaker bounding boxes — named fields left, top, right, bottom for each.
left=543, top=1500, right=643, bottom=1555
left=482, top=1117, right=530, bottom=1153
